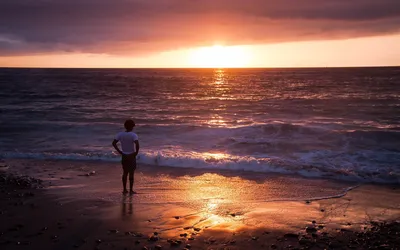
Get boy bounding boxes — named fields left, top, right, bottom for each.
left=112, top=119, right=140, bottom=195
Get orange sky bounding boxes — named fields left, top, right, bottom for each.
left=1, top=0, right=400, bottom=68
left=1, top=34, right=399, bottom=68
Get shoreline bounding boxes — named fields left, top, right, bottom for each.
left=1, top=158, right=399, bottom=249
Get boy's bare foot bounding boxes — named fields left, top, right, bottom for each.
left=122, top=190, right=128, bottom=194
left=130, top=190, right=137, bottom=195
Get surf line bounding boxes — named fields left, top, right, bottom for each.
left=303, top=185, right=360, bottom=202
left=237, top=185, right=361, bottom=204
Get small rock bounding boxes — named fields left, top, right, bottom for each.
left=96, top=239, right=102, bottom=244
left=142, top=247, right=148, bottom=250
left=170, top=241, right=179, bottom=247
left=299, top=238, right=312, bottom=245
left=305, top=200, right=311, bottom=204
left=109, top=229, right=119, bottom=234
left=135, top=240, right=140, bottom=244
left=174, top=216, right=180, bottom=219
left=312, top=220, right=316, bottom=224
left=154, top=245, right=162, bottom=250
left=320, top=209, right=325, bottom=212
left=193, top=228, right=201, bottom=232
left=185, top=244, right=192, bottom=248
left=271, top=244, right=277, bottom=249
left=149, top=235, right=159, bottom=241
left=180, top=233, right=188, bottom=237
left=306, top=226, right=317, bottom=233
left=284, top=233, right=299, bottom=238
left=188, top=237, right=195, bottom=240
left=251, top=236, right=258, bottom=241
left=153, top=232, right=158, bottom=235
left=176, top=240, right=182, bottom=244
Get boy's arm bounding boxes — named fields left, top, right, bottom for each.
left=134, top=140, right=140, bottom=156
left=112, top=139, right=123, bottom=155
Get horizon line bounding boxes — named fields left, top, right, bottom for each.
left=0, top=65, right=399, bottom=70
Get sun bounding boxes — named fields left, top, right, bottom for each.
left=189, top=45, right=251, bottom=68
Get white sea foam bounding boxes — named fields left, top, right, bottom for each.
left=2, top=150, right=399, bottom=184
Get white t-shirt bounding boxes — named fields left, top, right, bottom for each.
left=115, top=132, right=139, bottom=154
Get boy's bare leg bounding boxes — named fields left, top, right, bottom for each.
left=122, top=171, right=128, bottom=194
left=129, top=172, right=136, bottom=194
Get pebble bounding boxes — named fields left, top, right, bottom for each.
left=284, top=233, right=299, bottom=238
left=180, top=233, right=188, bottom=237
left=153, top=232, right=158, bottom=235
left=149, top=235, right=159, bottom=241
left=251, top=236, right=258, bottom=241
left=174, top=216, right=180, bottom=219
left=109, top=229, right=119, bottom=234
left=185, top=244, right=192, bottom=248
left=188, top=237, right=195, bottom=240
left=306, top=226, right=317, bottom=233
left=135, top=240, right=140, bottom=244
left=170, top=241, right=179, bottom=247
left=96, top=239, right=102, bottom=243
left=154, top=245, right=162, bottom=250
left=193, top=227, right=201, bottom=232
left=271, top=244, right=277, bottom=249
left=142, top=247, right=148, bottom=250
left=299, top=237, right=312, bottom=245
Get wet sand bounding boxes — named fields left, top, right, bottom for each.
left=0, top=159, right=399, bottom=249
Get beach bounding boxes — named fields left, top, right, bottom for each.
left=1, top=159, right=399, bottom=250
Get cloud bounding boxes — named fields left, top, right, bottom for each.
left=0, top=0, right=399, bottom=55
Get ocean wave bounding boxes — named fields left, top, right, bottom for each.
left=1, top=150, right=399, bottom=184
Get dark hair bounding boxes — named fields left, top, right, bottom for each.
left=124, top=119, right=135, bottom=131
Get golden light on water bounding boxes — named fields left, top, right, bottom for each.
left=189, top=45, right=251, bottom=68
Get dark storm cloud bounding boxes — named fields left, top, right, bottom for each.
left=0, top=0, right=399, bottom=55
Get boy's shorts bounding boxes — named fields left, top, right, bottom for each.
left=121, top=154, right=136, bottom=173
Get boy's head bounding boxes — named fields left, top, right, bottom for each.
left=124, top=119, right=135, bottom=131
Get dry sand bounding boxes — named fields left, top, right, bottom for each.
left=0, top=159, right=399, bottom=250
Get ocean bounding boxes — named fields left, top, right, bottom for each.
left=0, top=67, right=399, bottom=183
